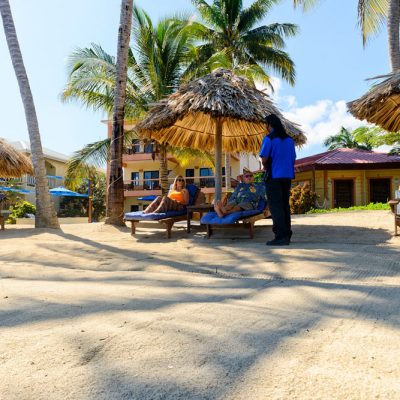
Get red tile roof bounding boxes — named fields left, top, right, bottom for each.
left=295, top=148, right=400, bottom=172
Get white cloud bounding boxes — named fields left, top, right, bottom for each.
left=283, top=99, right=364, bottom=146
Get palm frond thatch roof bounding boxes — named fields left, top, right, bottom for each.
left=347, top=72, right=400, bottom=132
left=137, top=69, right=306, bottom=153
left=0, top=138, right=33, bottom=178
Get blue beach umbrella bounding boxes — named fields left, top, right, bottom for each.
left=0, top=186, right=33, bottom=194
left=137, top=195, right=157, bottom=201
left=49, top=186, right=88, bottom=198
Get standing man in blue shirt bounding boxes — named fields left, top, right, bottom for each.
left=259, top=114, right=296, bottom=246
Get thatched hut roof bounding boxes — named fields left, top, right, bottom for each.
left=347, top=72, right=400, bottom=132
left=0, top=138, right=33, bottom=178
left=137, top=69, right=306, bottom=153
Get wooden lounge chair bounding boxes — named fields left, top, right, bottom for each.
left=389, top=195, right=400, bottom=236
left=124, top=184, right=205, bottom=238
left=201, top=198, right=270, bottom=239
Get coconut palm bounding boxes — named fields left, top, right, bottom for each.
left=185, top=0, right=298, bottom=86
left=62, top=6, right=213, bottom=196
left=324, top=126, right=383, bottom=151
left=183, top=0, right=298, bottom=187
left=0, top=0, right=59, bottom=228
left=106, top=0, right=133, bottom=226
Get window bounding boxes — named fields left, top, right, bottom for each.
left=132, top=139, right=140, bottom=153
left=185, top=169, right=194, bottom=184
left=130, top=205, right=139, bottom=212
left=143, top=170, right=160, bottom=190
left=144, top=142, right=153, bottom=154
left=129, top=172, right=139, bottom=189
left=199, top=168, right=214, bottom=188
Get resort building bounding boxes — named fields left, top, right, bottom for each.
left=5, top=140, right=68, bottom=205
left=294, top=148, right=400, bottom=208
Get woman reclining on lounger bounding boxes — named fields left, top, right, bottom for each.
left=214, top=172, right=265, bottom=218
left=143, top=175, right=189, bottom=214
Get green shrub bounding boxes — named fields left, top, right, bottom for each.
left=290, top=184, right=318, bottom=214
left=7, top=200, right=36, bottom=224
left=306, top=202, right=390, bottom=214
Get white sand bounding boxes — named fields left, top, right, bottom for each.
left=0, top=211, right=399, bottom=400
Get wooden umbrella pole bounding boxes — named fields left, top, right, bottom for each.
left=214, top=118, right=223, bottom=201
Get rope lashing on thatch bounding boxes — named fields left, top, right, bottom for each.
left=347, top=72, right=400, bottom=132
left=0, top=138, right=33, bottom=178
left=136, top=69, right=306, bottom=153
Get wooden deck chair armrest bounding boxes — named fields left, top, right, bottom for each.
left=389, top=199, right=400, bottom=214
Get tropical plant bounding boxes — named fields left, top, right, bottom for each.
left=0, top=0, right=59, bottom=228
left=106, top=0, right=133, bottom=225
left=7, top=200, right=36, bottom=224
left=290, top=184, right=318, bottom=214
left=63, top=171, right=106, bottom=221
left=62, top=5, right=213, bottom=196
left=323, top=126, right=383, bottom=151
left=185, top=0, right=298, bottom=86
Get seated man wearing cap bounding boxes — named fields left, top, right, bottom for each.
left=214, top=172, right=265, bottom=218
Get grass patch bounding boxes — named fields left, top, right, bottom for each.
left=306, top=202, right=390, bottom=214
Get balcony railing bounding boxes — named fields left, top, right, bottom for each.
left=124, top=144, right=154, bottom=155
left=24, top=175, right=64, bottom=189
left=123, top=176, right=238, bottom=191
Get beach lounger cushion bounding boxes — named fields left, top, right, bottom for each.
left=124, top=184, right=199, bottom=221
left=124, top=210, right=185, bottom=221
left=200, top=199, right=266, bottom=225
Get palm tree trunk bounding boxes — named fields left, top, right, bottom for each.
left=159, top=144, right=169, bottom=195
left=224, top=153, right=231, bottom=190
left=0, top=0, right=59, bottom=228
left=214, top=119, right=223, bottom=201
left=388, top=0, right=400, bottom=71
left=105, top=0, right=133, bottom=225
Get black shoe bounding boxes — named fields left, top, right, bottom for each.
left=266, top=237, right=290, bottom=246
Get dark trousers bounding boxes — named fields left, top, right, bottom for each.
left=266, top=178, right=292, bottom=240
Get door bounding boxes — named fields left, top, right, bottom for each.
left=185, top=169, right=194, bottom=185
left=334, top=180, right=353, bottom=208
left=370, top=179, right=390, bottom=203
left=200, top=167, right=214, bottom=187
left=143, top=171, right=159, bottom=190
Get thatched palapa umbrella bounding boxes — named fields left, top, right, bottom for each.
left=0, top=138, right=33, bottom=178
left=137, top=69, right=306, bottom=200
left=347, top=72, right=400, bottom=132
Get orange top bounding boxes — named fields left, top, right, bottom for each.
left=168, top=190, right=185, bottom=203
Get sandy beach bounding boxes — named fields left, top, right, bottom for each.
left=1, top=210, right=399, bottom=399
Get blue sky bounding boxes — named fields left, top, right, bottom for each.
left=0, top=0, right=388, bottom=158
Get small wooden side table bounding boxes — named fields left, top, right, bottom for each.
left=186, top=204, right=214, bottom=233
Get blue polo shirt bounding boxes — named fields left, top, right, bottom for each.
left=259, top=132, right=296, bottom=179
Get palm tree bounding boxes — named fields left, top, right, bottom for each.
left=106, top=0, right=133, bottom=226
left=0, top=0, right=59, bottom=228
left=62, top=6, right=214, bottom=196
left=324, top=126, right=383, bottom=151
left=186, top=0, right=298, bottom=86
left=184, top=0, right=298, bottom=188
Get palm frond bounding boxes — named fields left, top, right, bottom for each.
left=168, top=146, right=215, bottom=167
left=292, top=0, right=319, bottom=11
left=238, top=0, right=278, bottom=32
left=358, top=0, right=388, bottom=45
